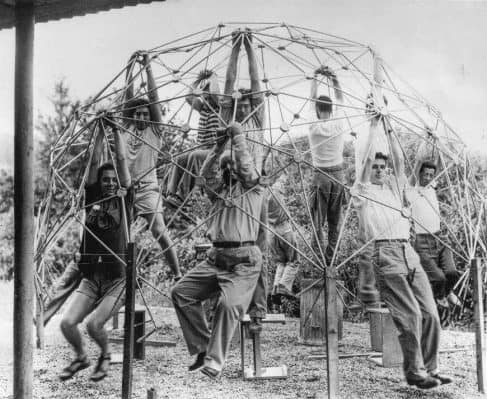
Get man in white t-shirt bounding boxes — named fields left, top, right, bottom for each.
left=408, top=159, right=460, bottom=308
left=353, top=118, right=451, bottom=389
left=308, top=66, right=345, bottom=266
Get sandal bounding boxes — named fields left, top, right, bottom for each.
left=59, top=355, right=91, bottom=381
left=90, top=353, right=111, bottom=382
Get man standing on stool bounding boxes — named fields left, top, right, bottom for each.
left=171, top=122, right=266, bottom=378
left=308, top=66, right=346, bottom=266
left=353, top=117, right=452, bottom=389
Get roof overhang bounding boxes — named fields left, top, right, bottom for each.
left=0, top=0, right=165, bottom=31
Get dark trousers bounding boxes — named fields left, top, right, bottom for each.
left=309, top=167, right=346, bottom=265
left=414, top=233, right=459, bottom=299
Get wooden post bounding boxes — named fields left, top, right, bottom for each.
left=324, top=267, right=339, bottom=398
left=472, top=258, right=487, bottom=393
left=13, top=3, right=35, bottom=399
left=147, top=388, right=157, bottom=399
left=134, top=308, right=146, bottom=360
left=35, top=295, right=45, bottom=349
left=122, top=243, right=136, bottom=399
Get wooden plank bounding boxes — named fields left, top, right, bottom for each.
left=472, top=258, right=487, bottom=393
left=109, top=337, right=176, bottom=347
left=122, top=243, right=136, bottom=399
left=241, top=313, right=286, bottom=324
left=324, top=269, right=339, bottom=398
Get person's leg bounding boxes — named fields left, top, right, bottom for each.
left=166, top=153, right=190, bottom=201
left=414, top=235, right=446, bottom=300
left=60, top=280, right=97, bottom=358
left=204, top=247, right=262, bottom=373
left=326, top=170, right=345, bottom=266
left=309, top=173, right=327, bottom=265
left=279, top=231, right=299, bottom=292
left=373, top=244, right=428, bottom=382
left=272, top=263, right=285, bottom=295
left=357, top=241, right=380, bottom=306
left=405, top=245, right=441, bottom=375
left=85, top=278, right=125, bottom=356
left=182, top=149, right=210, bottom=197
left=171, top=259, right=219, bottom=356
left=248, top=261, right=267, bottom=320
left=142, top=212, right=181, bottom=278
left=438, top=244, right=460, bottom=296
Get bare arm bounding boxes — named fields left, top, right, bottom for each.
left=142, top=53, right=163, bottom=125
left=385, top=123, right=405, bottom=179
left=200, top=131, right=229, bottom=198
left=330, top=74, right=343, bottom=104
left=229, top=123, right=259, bottom=186
left=358, top=118, right=380, bottom=184
left=186, top=70, right=219, bottom=113
left=87, top=129, right=104, bottom=186
left=112, top=123, right=131, bottom=188
left=244, top=32, right=260, bottom=94
left=224, top=32, right=242, bottom=95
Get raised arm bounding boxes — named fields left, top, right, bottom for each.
left=105, top=115, right=131, bottom=188
left=329, top=71, right=343, bottom=104
left=186, top=70, right=219, bottom=113
left=141, top=53, right=163, bottom=125
left=358, top=118, right=380, bottom=184
left=224, top=32, right=242, bottom=96
left=243, top=31, right=260, bottom=94
left=385, top=123, right=405, bottom=180
left=87, top=127, right=104, bottom=186
left=199, top=130, right=229, bottom=198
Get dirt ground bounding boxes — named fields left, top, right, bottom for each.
left=0, top=281, right=482, bottom=399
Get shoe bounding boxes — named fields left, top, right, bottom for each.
left=59, top=355, right=91, bottom=381
left=90, top=353, right=111, bottom=382
left=430, top=373, right=453, bottom=385
left=188, top=352, right=206, bottom=372
left=200, top=365, right=220, bottom=379
left=276, top=284, right=295, bottom=298
left=447, top=292, right=461, bottom=307
left=406, top=375, right=441, bottom=389
left=248, top=317, right=263, bottom=335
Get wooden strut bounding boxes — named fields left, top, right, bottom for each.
left=122, top=243, right=137, bottom=399
left=472, top=258, right=487, bottom=393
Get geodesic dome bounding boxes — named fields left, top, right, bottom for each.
left=35, top=23, right=487, bottom=333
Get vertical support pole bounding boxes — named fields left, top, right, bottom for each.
left=472, top=258, right=487, bottom=393
left=13, top=3, right=35, bottom=399
left=134, top=309, right=145, bottom=360
left=325, top=267, right=339, bottom=398
left=122, top=243, right=136, bottom=399
left=35, top=295, right=45, bottom=349
left=252, top=334, right=262, bottom=377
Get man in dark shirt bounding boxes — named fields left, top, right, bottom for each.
left=59, top=115, right=133, bottom=382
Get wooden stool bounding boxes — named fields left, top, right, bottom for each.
left=299, top=278, right=344, bottom=345
left=239, top=314, right=288, bottom=380
left=368, top=307, right=403, bottom=367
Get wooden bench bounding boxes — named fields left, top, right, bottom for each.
left=367, top=307, right=403, bottom=367
left=239, top=313, right=288, bottom=380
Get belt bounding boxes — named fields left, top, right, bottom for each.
left=213, top=241, right=255, bottom=248
left=375, top=239, right=408, bottom=245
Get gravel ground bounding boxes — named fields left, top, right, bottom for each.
left=0, top=281, right=482, bottom=399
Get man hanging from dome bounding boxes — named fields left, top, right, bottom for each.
left=122, top=52, right=181, bottom=280
left=171, top=122, right=267, bottom=378
left=308, top=65, right=346, bottom=267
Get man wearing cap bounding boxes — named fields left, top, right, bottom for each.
left=171, top=122, right=266, bottom=378
left=353, top=117, right=452, bottom=389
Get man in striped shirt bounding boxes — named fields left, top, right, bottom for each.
left=166, top=70, right=221, bottom=215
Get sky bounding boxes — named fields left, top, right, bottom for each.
left=0, top=0, right=486, bottom=168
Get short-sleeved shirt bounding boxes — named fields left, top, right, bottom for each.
left=197, top=104, right=220, bottom=147
left=353, top=175, right=410, bottom=241
left=221, top=94, right=265, bottom=172
left=125, top=125, right=161, bottom=185
left=308, top=111, right=345, bottom=168
left=407, top=185, right=441, bottom=234
left=79, top=184, right=134, bottom=279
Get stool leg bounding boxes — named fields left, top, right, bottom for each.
left=113, top=313, right=119, bottom=330
left=252, top=333, right=262, bottom=377
left=240, top=322, right=245, bottom=376
left=134, top=310, right=145, bottom=360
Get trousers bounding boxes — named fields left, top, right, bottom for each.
left=373, top=241, right=440, bottom=380
left=413, top=233, right=459, bottom=299
left=171, top=246, right=262, bottom=372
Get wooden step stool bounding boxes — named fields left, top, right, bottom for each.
left=367, top=307, right=403, bottom=367
left=239, top=314, right=288, bottom=380
left=110, top=304, right=146, bottom=360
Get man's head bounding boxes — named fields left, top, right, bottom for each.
left=370, top=152, right=388, bottom=185
left=315, top=95, right=333, bottom=120
left=201, top=81, right=219, bottom=108
left=97, top=163, right=118, bottom=197
left=234, top=88, right=252, bottom=123
left=419, top=161, right=437, bottom=187
left=127, top=98, right=152, bottom=131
